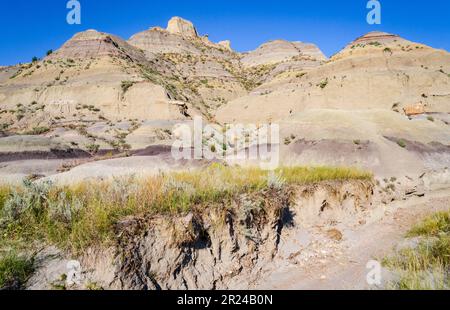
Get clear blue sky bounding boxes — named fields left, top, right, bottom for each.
left=1, top=0, right=449, bottom=66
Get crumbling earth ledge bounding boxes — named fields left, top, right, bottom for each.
left=26, top=180, right=375, bottom=290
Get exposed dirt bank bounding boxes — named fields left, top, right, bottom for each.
left=257, top=187, right=450, bottom=289
left=25, top=171, right=450, bottom=290
left=27, top=180, right=374, bottom=289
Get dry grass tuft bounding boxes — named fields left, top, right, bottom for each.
left=383, top=211, right=450, bottom=290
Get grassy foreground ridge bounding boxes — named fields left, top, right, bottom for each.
left=0, top=252, right=34, bottom=289
left=383, top=211, right=450, bottom=290
left=0, top=165, right=372, bottom=253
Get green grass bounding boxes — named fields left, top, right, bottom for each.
left=86, top=143, right=100, bottom=154
left=383, top=211, right=450, bottom=290
left=368, top=41, right=382, bottom=47
left=0, top=252, right=34, bottom=289
left=0, top=186, right=10, bottom=218
left=24, top=127, right=50, bottom=135
left=275, top=166, right=371, bottom=184
left=0, top=165, right=372, bottom=253
left=397, top=140, right=407, bottom=148
left=317, top=79, right=329, bottom=89
left=0, top=186, right=9, bottom=205
left=408, top=211, right=450, bottom=238
left=121, top=81, right=135, bottom=93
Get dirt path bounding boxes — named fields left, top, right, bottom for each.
left=256, top=188, right=450, bottom=290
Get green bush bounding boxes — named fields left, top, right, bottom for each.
left=121, top=81, right=135, bottom=93
left=0, top=123, right=10, bottom=131
left=317, top=79, right=328, bottom=89
left=25, top=127, right=50, bottom=135
left=86, top=143, right=100, bottom=154
left=0, top=252, right=34, bottom=289
left=0, top=187, right=10, bottom=213
left=16, top=113, right=25, bottom=121
left=397, top=140, right=407, bottom=148
left=408, top=211, right=450, bottom=237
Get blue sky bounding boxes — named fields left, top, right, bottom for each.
left=0, top=0, right=449, bottom=66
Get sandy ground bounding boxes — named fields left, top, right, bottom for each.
left=256, top=187, right=450, bottom=290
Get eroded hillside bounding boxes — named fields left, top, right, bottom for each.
left=1, top=17, right=450, bottom=291
left=0, top=17, right=449, bottom=181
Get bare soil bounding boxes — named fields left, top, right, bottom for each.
left=256, top=188, right=450, bottom=289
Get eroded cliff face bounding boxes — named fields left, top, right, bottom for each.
left=1, top=18, right=449, bottom=180
left=47, top=30, right=147, bottom=62
left=166, top=17, right=199, bottom=39
left=27, top=180, right=376, bottom=290
left=240, top=39, right=326, bottom=68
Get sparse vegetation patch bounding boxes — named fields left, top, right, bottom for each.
left=0, top=165, right=372, bottom=253
left=121, top=81, right=135, bottom=93
left=397, top=139, right=407, bottom=148
left=24, top=127, right=50, bottom=135
left=383, top=211, right=450, bottom=290
left=317, top=78, right=329, bottom=89
left=0, top=252, right=34, bottom=290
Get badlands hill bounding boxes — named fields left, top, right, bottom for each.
left=0, top=17, right=449, bottom=181
left=1, top=18, right=450, bottom=292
